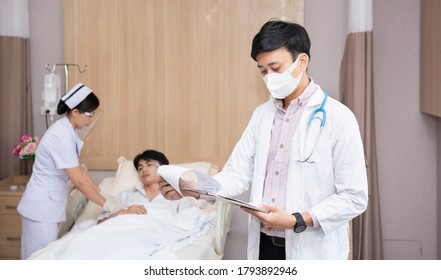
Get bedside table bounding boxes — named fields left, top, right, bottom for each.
left=0, top=176, right=29, bottom=260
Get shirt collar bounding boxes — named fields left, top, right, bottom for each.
left=60, top=115, right=84, bottom=142
left=134, top=185, right=164, bottom=202
left=134, top=184, right=147, bottom=196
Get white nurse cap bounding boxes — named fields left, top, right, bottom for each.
left=61, top=83, right=93, bottom=109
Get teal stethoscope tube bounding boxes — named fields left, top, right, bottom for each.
left=307, top=92, right=327, bottom=126
left=298, top=92, right=328, bottom=163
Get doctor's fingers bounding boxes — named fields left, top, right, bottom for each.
left=162, top=188, right=181, bottom=201
left=245, top=207, right=279, bottom=224
left=241, top=207, right=278, bottom=230
left=159, top=182, right=173, bottom=195
left=241, top=207, right=268, bottom=221
left=262, top=210, right=295, bottom=229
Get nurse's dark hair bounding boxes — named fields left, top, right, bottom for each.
left=56, top=92, right=100, bottom=115
left=250, top=19, right=311, bottom=62
left=133, top=149, right=169, bottom=169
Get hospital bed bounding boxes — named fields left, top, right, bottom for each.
left=29, top=158, right=233, bottom=260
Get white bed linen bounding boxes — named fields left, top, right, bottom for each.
left=29, top=199, right=216, bottom=260
left=30, top=159, right=232, bottom=260
left=81, top=177, right=231, bottom=259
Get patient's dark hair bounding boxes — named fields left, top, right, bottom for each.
left=250, top=19, right=311, bottom=62
left=57, top=92, right=100, bottom=115
left=133, top=150, right=169, bottom=169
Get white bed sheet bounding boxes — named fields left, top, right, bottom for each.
left=30, top=200, right=215, bottom=260
left=30, top=177, right=232, bottom=260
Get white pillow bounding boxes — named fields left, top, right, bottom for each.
left=108, top=156, right=142, bottom=196
left=109, top=157, right=218, bottom=196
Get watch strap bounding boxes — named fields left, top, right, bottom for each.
left=292, top=212, right=306, bottom=233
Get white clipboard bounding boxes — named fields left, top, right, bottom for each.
left=183, top=188, right=269, bottom=213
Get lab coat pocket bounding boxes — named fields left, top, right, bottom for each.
left=48, top=190, right=67, bottom=203
left=300, top=229, right=342, bottom=259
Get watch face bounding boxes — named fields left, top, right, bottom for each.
left=294, top=225, right=306, bottom=233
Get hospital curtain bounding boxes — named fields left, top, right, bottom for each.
left=340, top=0, right=383, bottom=260
left=0, top=0, right=33, bottom=179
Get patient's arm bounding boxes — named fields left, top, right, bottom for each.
left=97, top=205, right=147, bottom=224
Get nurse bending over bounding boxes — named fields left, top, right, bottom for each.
left=17, top=83, right=124, bottom=259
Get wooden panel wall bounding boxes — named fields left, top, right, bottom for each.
left=64, top=0, right=304, bottom=169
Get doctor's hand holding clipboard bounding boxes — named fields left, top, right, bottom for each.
left=157, top=165, right=268, bottom=213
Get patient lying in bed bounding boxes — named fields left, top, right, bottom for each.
left=29, top=150, right=216, bottom=260
left=97, top=150, right=170, bottom=224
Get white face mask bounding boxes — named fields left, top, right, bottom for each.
left=262, top=55, right=302, bottom=99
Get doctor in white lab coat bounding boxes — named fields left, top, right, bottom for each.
left=17, top=83, right=124, bottom=259
left=161, top=20, right=368, bottom=260
left=214, top=83, right=368, bottom=259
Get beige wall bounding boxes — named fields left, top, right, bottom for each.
left=63, top=0, right=303, bottom=171
left=372, top=0, right=437, bottom=259
left=29, top=0, right=439, bottom=259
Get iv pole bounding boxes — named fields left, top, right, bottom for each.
left=43, top=63, right=88, bottom=128
left=45, top=63, right=88, bottom=93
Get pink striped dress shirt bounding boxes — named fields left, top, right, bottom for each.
left=261, top=79, right=319, bottom=238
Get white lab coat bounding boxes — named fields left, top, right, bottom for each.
left=214, top=84, right=368, bottom=260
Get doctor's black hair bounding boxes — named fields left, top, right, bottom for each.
left=57, top=92, right=100, bottom=115
left=250, top=19, right=311, bottom=62
left=133, top=149, right=169, bottom=169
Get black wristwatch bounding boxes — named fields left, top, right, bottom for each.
left=292, top=212, right=307, bottom=233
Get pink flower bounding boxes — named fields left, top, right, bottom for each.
left=12, top=145, right=21, bottom=156
left=20, top=134, right=32, bottom=143
left=24, top=142, right=37, bottom=154
left=12, top=134, right=39, bottom=161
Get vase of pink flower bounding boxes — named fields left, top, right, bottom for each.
left=13, top=134, right=39, bottom=161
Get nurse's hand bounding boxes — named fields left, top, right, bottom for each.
left=241, top=204, right=296, bottom=230
left=103, top=195, right=127, bottom=213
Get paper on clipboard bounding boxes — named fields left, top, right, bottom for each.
left=157, top=165, right=220, bottom=195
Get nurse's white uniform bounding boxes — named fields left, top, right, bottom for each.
left=17, top=116, right=84, bottom=259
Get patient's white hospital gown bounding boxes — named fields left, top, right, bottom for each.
left=29, top=186, right=216, bottom=260
left=97, top=185, right=174, bottom=221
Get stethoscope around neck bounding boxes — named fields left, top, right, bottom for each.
left=297, top=92, right=328, bottom=164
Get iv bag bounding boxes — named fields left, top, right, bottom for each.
left=42, top=73, right=61, bottom=114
